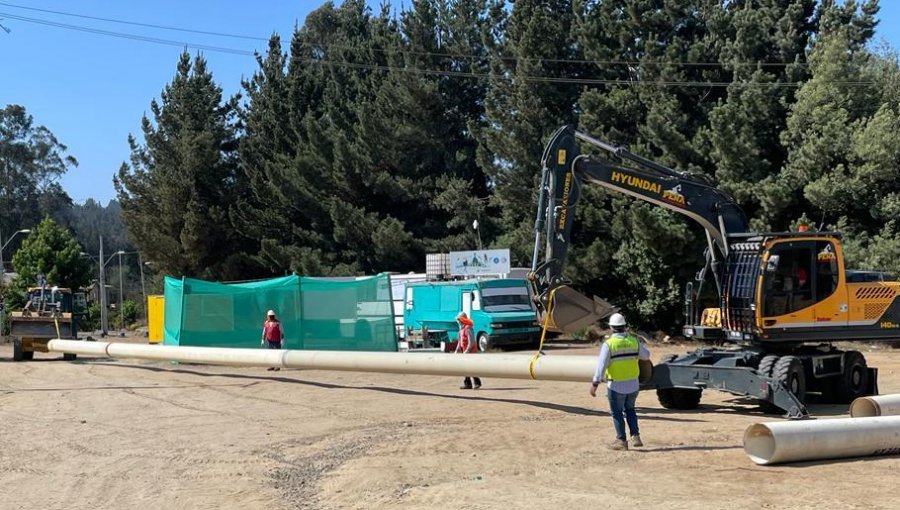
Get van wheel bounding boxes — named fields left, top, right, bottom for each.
left=477, top=333, right=491, bottom=352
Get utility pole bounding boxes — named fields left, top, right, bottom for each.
left=138, top=253, right=147, bottom=321
left=118, top=250, right=124, bottom=335
left=99, top=236, right=108, bottom=336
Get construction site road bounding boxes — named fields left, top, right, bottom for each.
left=1, top=339, right=898, bottom=510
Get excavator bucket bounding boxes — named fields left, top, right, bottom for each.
left=543, top=286, right=616, bottom=334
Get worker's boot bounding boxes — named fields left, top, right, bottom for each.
left=631, top=435, right=643, bottom=447
left=460, top=377, right=473, bottom=390
left=473, top=377, right=482, bottom=389
left=609, top=438, right=628, bottom=451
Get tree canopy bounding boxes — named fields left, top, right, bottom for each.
left=10, top=216, right=91, bottom=292
left=102, top=0, right=900, bottom=330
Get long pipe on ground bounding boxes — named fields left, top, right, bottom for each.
left=850, top=394, right=900, bottom=417
left=743, top=416, right=900, bottom=465
left=46, top=340, right=599, bottom=382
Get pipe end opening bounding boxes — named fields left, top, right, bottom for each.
left=743, top=423, right=776, bottom=465
left=849, top=397, right=880, bottom=418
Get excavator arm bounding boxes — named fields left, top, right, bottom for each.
left=530, top=125, right=749, bottom=332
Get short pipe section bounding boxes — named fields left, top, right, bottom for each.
left=744, top=416, right=900, bottom=465
left=850, top=394, right=900, bottom=417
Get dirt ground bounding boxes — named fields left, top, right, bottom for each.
left=1, top=338, right=899, bottom=510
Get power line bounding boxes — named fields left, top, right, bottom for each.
left=0, top=12, right=254, bottom=56
left=0, top=1, right=267, bottom=41
left=0, top=1, right=818, bottom=69
left=2, top=11, right=878, bottom=89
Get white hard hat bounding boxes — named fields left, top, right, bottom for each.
left=267, top=310, right=276, bottom=316
left=609, top=313, right=627, bottom=327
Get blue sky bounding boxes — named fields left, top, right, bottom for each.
left=2, top=1, right=900, bottom=205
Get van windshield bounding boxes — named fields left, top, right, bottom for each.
left=481, top=286, right=532, bottom=312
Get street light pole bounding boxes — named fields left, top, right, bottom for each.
left=472, top=219, right=483, bottom=251
left=0, top=227, right=32, bottom=339
left=0, top=228, right=32, bottom=275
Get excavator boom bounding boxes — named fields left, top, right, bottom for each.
left=530, top=125, right=747, bottom=332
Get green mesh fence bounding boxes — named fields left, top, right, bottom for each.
left=163, top=274, right=396, bottom=351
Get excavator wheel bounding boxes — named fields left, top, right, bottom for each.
left=656, top=387, right=702, bottom=410
left=759, top=355, right=805, bottom=414
left=772, top=356, right=806, bottom=403
left=754, top=354, right=780, bottom=411
left=831, top=351, right=868, bottom=404
left=757, top=354, right=779, bottom=377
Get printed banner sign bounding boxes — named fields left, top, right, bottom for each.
left=450, top=249, right=511, bottom=276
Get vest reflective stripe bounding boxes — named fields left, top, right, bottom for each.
left=605, top=334, right=640, bottom=381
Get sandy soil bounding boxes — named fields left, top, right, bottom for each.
left=1, top=338, right=899, bottom=510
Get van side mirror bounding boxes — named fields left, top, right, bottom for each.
left=766, top=255, right=780, bottom=273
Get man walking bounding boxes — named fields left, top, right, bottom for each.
left=589, top=313, right=650, bottom=450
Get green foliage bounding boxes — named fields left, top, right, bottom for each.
left=121, top=299, right=139, bottom=327
left=233, top=0, right=492, bottom=276
left=10, top=216, right=91, bottom=291
left=0, top=104, right=77, bottom=262
left=83, top=301, right=101, bottom=332
left=115, top=52, right=255, bottom=281
left=63, top=0, right=900, bottom=333
left=476, top=0, right=581, bottom=263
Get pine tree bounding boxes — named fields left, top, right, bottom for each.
left=115, top=51, right=249, bottom=280
left=777, top=1, right=881, bottom=231
left=476, top=0, right=582, bottom=264
left=570, top=0, right=728, bottom=326
left=700, top=0, right=815, bottom=228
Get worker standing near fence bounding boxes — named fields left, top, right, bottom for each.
left=261, top=309, right=284, bottom=371
left=589, top=312, right=650, bottom=450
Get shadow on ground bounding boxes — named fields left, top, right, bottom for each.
left=86, top=361, right=708, bottom=423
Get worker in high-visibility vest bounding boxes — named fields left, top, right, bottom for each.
left=589, top=313, right=650, bottom=451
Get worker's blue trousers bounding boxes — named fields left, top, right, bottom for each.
left=607, top=388, right=639, bottom=440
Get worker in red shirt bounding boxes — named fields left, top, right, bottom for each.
left=454, top=312, right=482, bottom=389
left=261, top=309, right=284, bottom=371
left=796, top=266, right=808, bottom=288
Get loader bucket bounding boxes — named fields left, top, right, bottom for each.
left=544, top=286, right=616, bottom=334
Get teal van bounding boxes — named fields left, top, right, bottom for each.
left=403, top=278, right=541, bottom=351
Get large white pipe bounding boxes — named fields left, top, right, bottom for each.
left=47, top=340, right=598, bottom=382
left=850, top=394, right=900, bottom=417
left=743, top=416, right=900, bottom=465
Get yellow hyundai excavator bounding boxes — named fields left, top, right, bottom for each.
left=529, top=126, right=884, bottom=417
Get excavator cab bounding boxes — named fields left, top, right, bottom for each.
left=719, top=234, right=843, bottom=340
left=725, top=233, right=900, bottom=345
